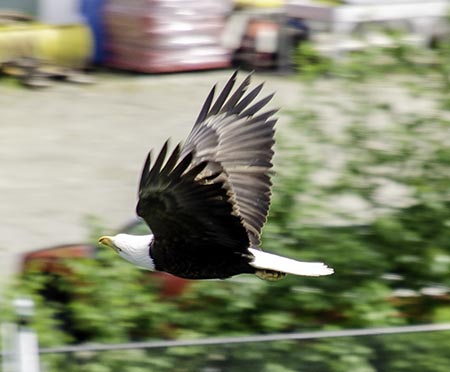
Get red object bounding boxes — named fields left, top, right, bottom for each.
left=102, top=0, right=232, bottom=73
left=22, top=244, right=96, bottom=274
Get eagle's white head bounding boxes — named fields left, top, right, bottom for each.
left=98, top=234, right=155, bottom=271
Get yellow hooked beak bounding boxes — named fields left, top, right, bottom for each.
left=98, top=236, right=117, bottom=252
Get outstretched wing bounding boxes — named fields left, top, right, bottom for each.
left=136, top=140, right=250, bottom=251
left=181, top=72, right=277, bottom=246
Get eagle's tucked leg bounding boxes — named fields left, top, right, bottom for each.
left=255, top=269, right=287, bottom=281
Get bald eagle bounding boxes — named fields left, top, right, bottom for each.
left=99, top=72, right=333, bottom=281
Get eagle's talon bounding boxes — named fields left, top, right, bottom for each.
left=256, top=270, right=286, bottom=281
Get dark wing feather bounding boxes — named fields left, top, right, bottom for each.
left=137, top=143, right=250, bottom=251
left=181, top=73, right=278, bottom=246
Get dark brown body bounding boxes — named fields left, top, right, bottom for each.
left=150, top=239, right=256, bottom=280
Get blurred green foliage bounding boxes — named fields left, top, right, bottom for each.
left=3, top=35, right=450, bottom=371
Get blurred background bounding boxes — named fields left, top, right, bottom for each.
left=1, top=0, right=450, bottom=371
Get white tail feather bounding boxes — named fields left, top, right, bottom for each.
left=248, top=248, right=334, bottom=277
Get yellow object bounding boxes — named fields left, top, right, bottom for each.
left=234, top=0, right=284, bottom=8
left=0, top=22, right=93, bottom=68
